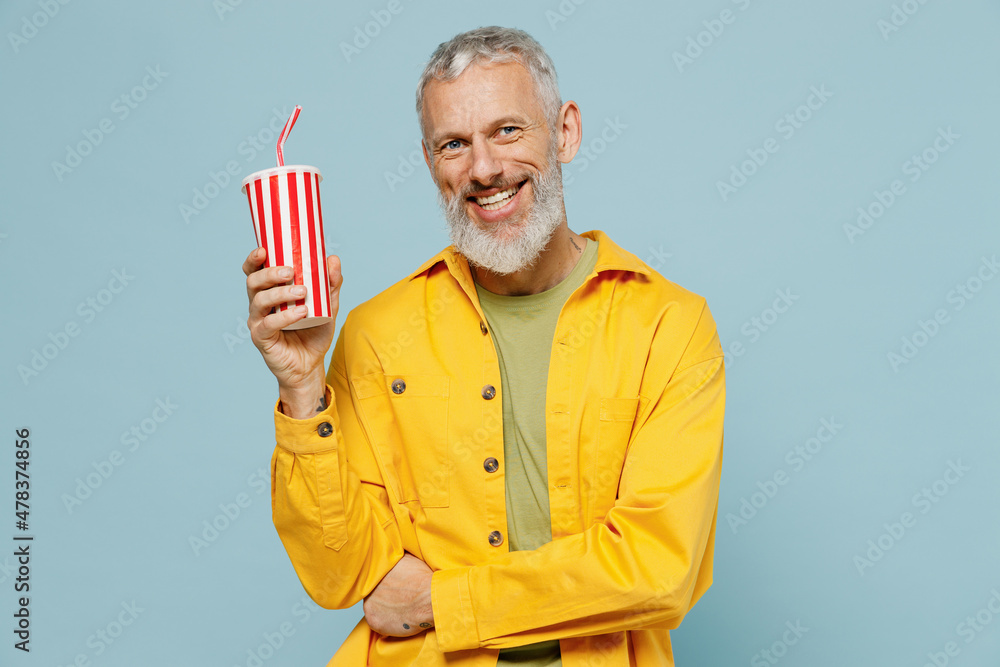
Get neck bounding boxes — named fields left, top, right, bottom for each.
left=472, top=224, right=587, bottom=296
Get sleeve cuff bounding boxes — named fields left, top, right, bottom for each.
left=274, top=384, right=341, bottom=454
left=431, top=566, right=479, bottom=652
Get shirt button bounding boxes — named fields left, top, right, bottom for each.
left=391, top=379, right=406, bottom=395
left=481, top=385, right=496, bottom=400
left=317, top=422, right=333, bottom=438
left=488, top=530, right=504, bottom=547
left=480, top=321, right=488, bottom=335
left=483, top=457, right=499, bottom=473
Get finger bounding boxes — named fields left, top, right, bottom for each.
left=326, top=256, right=342, bottom=313
left=242, top=247, right=267, bottom=277
left=250, top=284, right=308, bottom=322
left=253, top=304, right=308, bottom=343
left=247, top=265, right=295, bottom=300
left=327, top=255, right=342, bottom=291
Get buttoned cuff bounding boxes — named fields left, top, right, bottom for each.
left=431, top=566, right=479, bottom=652
left=273, top=384, right=340, bottom=454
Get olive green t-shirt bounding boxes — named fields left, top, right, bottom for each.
left=474, top=238, right=599, bottom=666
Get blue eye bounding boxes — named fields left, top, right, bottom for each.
left=444, top=140, right=461, bottom=150
left=500, top=126, right=517, bottom=135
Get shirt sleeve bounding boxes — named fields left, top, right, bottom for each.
left=431, top=301, right=726, bottom=652
left=270, top=328, right=405, bottom=609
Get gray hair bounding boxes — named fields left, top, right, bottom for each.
left=416, top=26, right=562, bottom=141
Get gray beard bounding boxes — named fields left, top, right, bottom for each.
left=439, top=154, right=565, bottom=276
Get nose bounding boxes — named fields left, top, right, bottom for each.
left=468, top=138, right=503, bottom=187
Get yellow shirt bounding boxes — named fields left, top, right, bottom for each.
left=271, top=230, right=726, bottom=666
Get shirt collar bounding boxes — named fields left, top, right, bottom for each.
left=406, top=229, right=651, bottom=282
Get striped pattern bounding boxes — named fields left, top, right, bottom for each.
left=243, top=165, right=330, bottom=330
left=276, top=105, right=301, bottom=166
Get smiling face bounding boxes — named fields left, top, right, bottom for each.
left=421, top=60, right=567, bottom=275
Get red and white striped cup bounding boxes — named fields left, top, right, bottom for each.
left=242, top=165, right=331, bottom=330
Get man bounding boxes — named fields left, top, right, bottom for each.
left=243, top=26, right=725, bottom=666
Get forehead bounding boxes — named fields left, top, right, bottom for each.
left=421, top=60, right=545, bottom=139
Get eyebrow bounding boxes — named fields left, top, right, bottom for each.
left=491, top=115, right=528, bottom=129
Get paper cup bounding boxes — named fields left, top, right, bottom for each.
left=241, top=165, right=331, bottom=330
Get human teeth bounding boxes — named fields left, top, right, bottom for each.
left=475, top=184, right=519, bottom=208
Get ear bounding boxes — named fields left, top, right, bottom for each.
left=555, top=100, right=582, bottom=164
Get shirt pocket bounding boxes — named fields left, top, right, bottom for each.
left=352, top=372, right=451, bottom=508
left=591, top=397, right=641, bottom=524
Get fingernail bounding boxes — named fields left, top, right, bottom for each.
left=292, top=287, right=306, bottom=296
left=279, top=268, right=292, bottom=279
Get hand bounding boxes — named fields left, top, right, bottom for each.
left=243, top=248, right=343, bottom=418
left=363, top=553, right=434, bottom=637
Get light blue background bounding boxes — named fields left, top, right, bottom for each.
left=3, top=0, right=999, bottom=665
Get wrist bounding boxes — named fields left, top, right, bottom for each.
left=417, top=572, right=434, bottom=627
left=278, top=375, right=330, bottom=420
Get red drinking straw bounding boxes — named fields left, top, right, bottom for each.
left=276, top=105, right=302, bottom=166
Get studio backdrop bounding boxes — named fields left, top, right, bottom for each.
left=2, top=0, right=998, bottom=665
